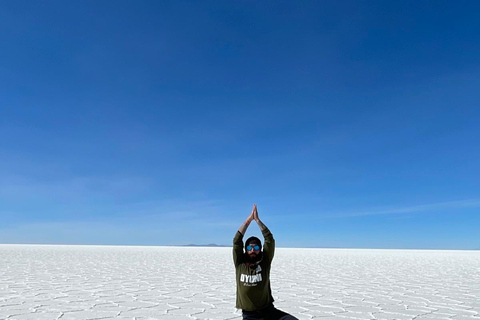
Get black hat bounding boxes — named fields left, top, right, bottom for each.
left=245, top=236, right=262, bottom=251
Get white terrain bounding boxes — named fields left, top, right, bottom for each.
left=1, top=245, right=479, bottom=320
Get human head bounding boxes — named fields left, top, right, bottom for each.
left=245, top=236, right=262, bottom=252
left=244, top=236, right=262, bottom=263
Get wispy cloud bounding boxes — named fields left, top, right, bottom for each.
left=0, top=210, right=236, bottom=246
left=0, top=220, right=180, bottom=245
left=333, top=199, right=480, bottom=218
left=0, top=191, right=236, bottom=245
left=0, top=174, right=151, bottom=200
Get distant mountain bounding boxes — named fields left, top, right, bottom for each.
left=182, top=244, right=229, bottom=247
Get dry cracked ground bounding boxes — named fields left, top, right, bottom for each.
left=1, top=245, right=479, bottom=320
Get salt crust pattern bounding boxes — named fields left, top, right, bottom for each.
left=1, top=245, right=479, bottom=320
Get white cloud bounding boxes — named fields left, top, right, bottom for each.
left=0, top=197, right=237, bottom=245
left=337, top=199, right=480, bottom=217
left=0, top=174, right=151, bottom=200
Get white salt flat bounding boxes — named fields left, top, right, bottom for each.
left=1, top=245, right=479, bottom=319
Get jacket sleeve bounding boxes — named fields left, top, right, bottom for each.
left=233, top=231, right=244, bottom=266
left=261, top=227, right=275, bottom=263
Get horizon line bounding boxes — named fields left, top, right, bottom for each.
left=1, top=243, right=478, bottom=251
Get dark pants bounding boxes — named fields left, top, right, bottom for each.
left=242, top=304, right=298, bottom=320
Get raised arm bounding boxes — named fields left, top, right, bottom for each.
left=233, top=205, right=256, bottom=266
left=238, top=205, right=255, bottom=235
left=252, top=204, right=275, bottom=262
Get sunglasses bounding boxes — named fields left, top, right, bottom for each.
left=246, top=245, right=260, bottom=251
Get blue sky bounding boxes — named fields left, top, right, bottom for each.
left=1, top=1, right=479, bottom=249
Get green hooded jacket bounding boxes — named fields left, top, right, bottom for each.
left=233, top=228, right=275, bottom=311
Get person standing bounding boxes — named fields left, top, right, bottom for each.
left=233, top=204, right=298, bottom=320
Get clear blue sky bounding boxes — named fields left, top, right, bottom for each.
left=1, top=1, right=479, bottom=249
